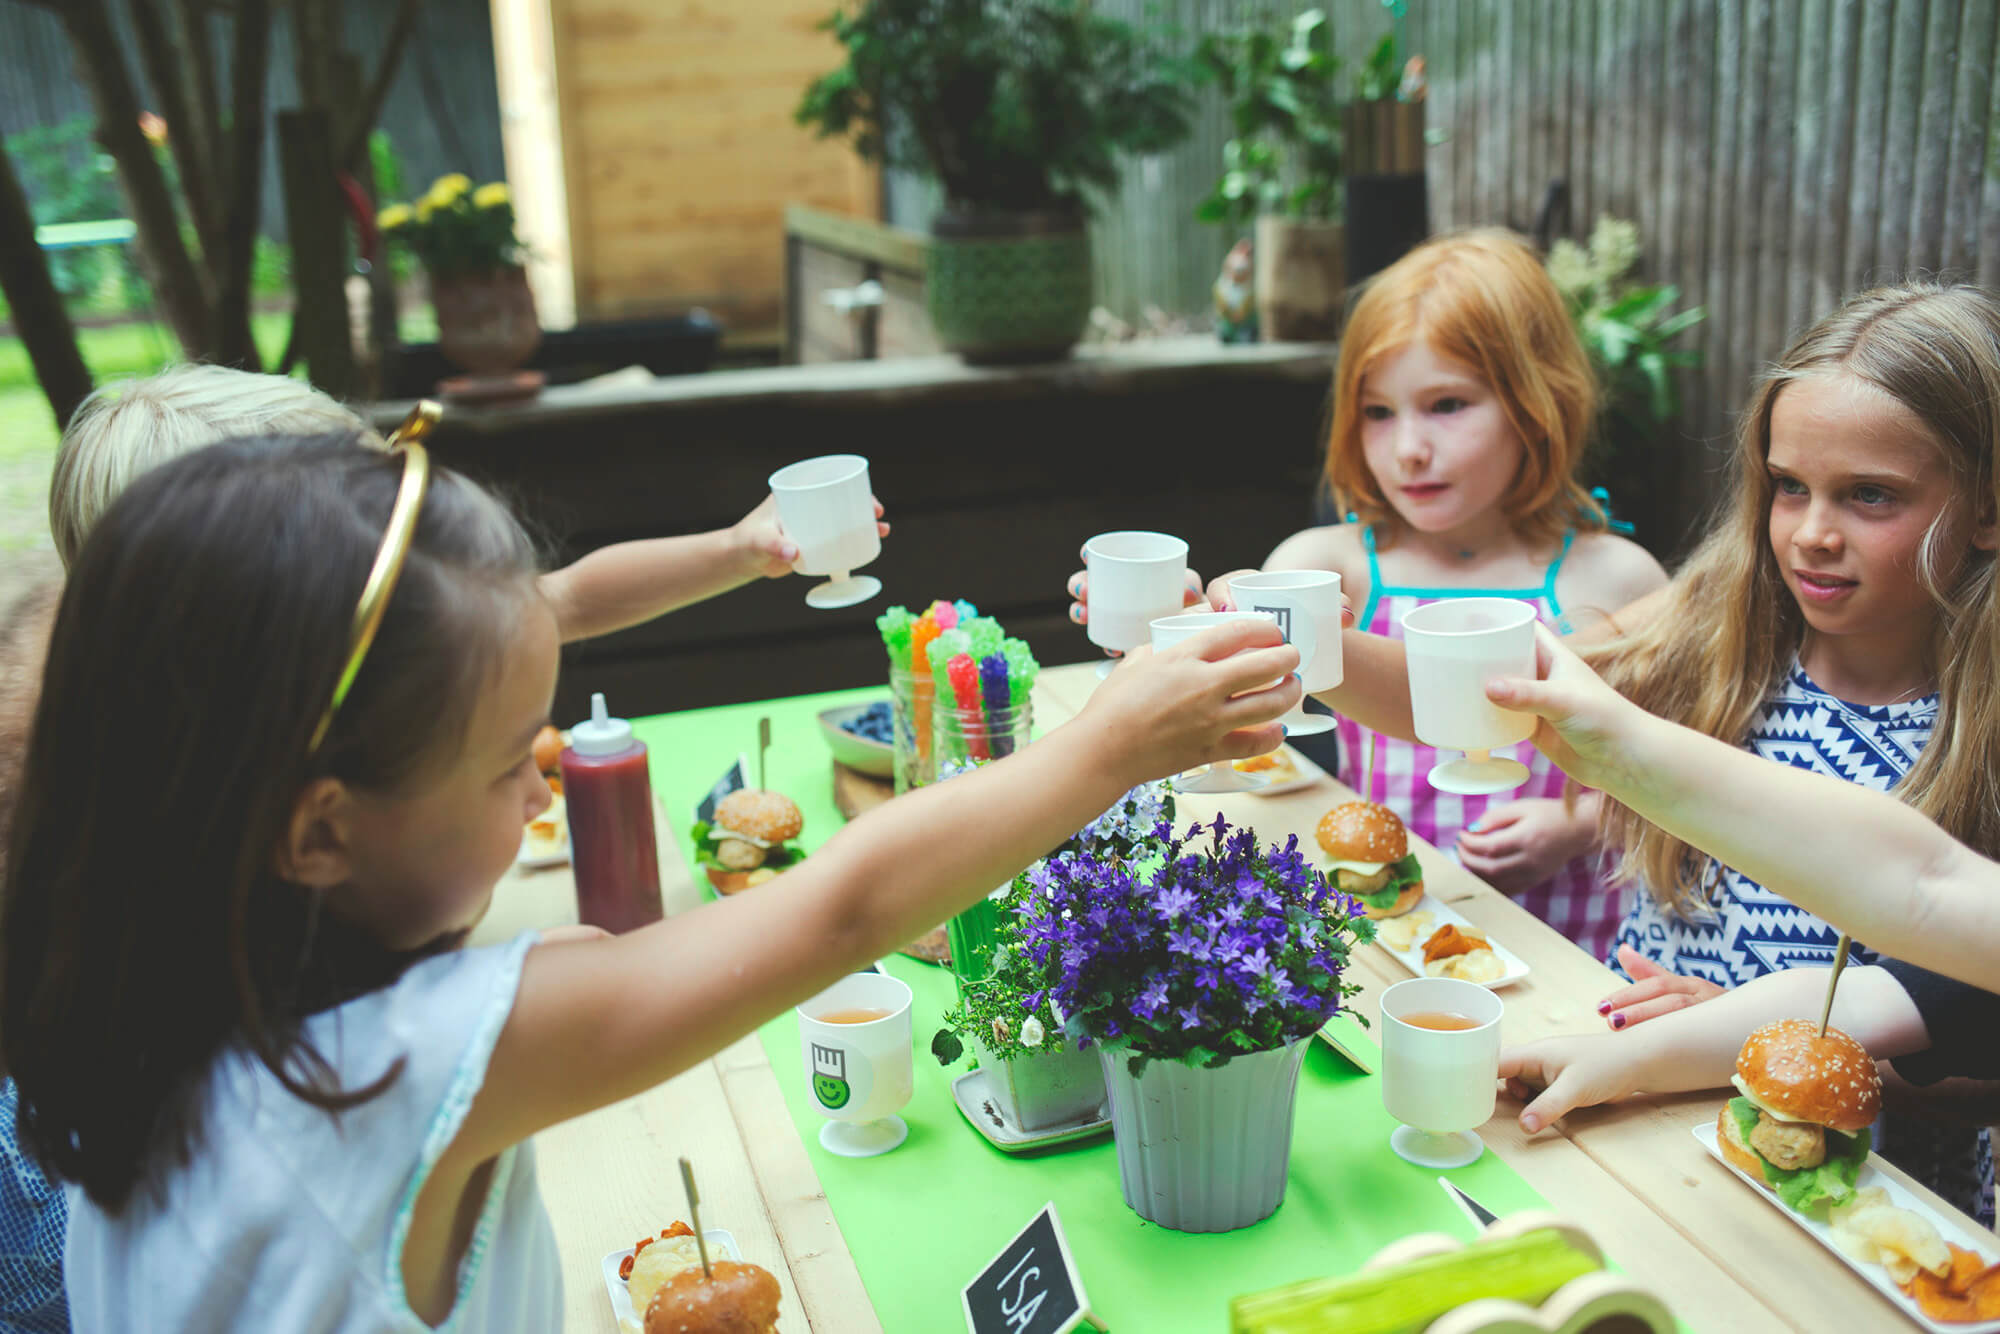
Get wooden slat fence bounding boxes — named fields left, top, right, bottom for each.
left=886, top=0, right=2000, bottom=513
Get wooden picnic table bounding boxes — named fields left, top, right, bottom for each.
left=473, top=660, right=1980, bottom=1333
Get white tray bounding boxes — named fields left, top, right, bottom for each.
left=1693, top=1120, right=2000, bottom=1333
left=516, top=829, right=569, bottom=870
left=1234, top=743, right=1331, bottom=797
left=601, top=1229, right=742, bottom=1333
left=1370, top=893, right=1530, bottom=989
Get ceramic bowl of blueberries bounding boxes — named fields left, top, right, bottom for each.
left=817, top=699, right=895, bottom=777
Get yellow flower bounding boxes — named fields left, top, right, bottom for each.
left=472, top=182, right=510, bottom=209
left=377, top=203, right=413, bottom=231
left=415, top=197, right=436, bottom=224
left=430, top=172, right=472, bottom=202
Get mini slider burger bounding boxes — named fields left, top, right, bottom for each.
left=692, top=789, right=804, bottom=894
left=1315, top=801, right=1424, bottom=918
left=644, top=1259, right=781, bottom=1334
left=1719, top=1018, right=1881, bottom=1214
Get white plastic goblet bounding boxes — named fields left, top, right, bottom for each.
left=1380, top=975, right=1504, bottom=1169
left=1148, top=610, right=1277, bottom=793
left=1228, top=570, right=1343, bottom=736
left=798, top=972, right=914, bottom=1157
left=768, top=454, right=882, bottom=609
left=1401, top=597, right=1537, bottom=795
left=1084, top=531, right=1190, bottom=680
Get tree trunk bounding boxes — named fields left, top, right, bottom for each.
left=126, top=0, right=221, bottom=259
left=58, top=0, right=213, bottom=359
left=277, top=109, right=356, bottom=397
left=0, top=140, right=93, bottom=429
left=211, top=0, right=272, bottom=368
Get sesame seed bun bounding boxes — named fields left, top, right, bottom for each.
left=1315, top=801, right=1409, bottom=865
left=713, top=790, right=803, bottom=845
left=1716, top=1104, right=1770, bottom=1180
left=1735, top=1019, right=1882, bottom=1133
left=644, top=1259, right=780, bottom=1333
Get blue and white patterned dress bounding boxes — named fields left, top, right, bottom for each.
left=1613, top=659, right=1994, bottom=1225
left=0, top=1078, right=68, bottom=1333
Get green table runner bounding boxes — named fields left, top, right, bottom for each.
left=637, top=688, right=1550, bottom=1331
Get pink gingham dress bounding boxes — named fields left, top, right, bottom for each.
left=1336, top=525, right=1626, bottom=962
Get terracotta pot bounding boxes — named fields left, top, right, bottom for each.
left=431, top=265, right=541, bottom=375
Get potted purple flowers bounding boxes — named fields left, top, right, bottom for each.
left=1022, top=813, right=1374, bottom=1232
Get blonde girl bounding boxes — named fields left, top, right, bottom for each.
left=1575, top=283, right=2000, bottom=1222
left=1210, top=229, right=1665, bottom=960
left=5, top=434, right=1296, bottom=1329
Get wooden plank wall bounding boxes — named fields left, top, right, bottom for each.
left=883, top=1, right=2000, bottom=486
left=545, top=0, right=877, bottom=338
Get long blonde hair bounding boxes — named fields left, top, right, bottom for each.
left=1325, top=228, right=1606, bottom=552
left=1592, top=283, right=2000, bottom=913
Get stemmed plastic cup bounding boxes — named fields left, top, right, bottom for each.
left=1083, top=531, right=1190, bottom=680
left=1401, top=597, right=1537, bottom=795
left=1148, top=610, right=1277, bottom=793
left=1227, top=570, right=1342, bottom=737
left=768, top=454, right=882, bottom=609
left=1380, top=975, right=1504, bottom=1169
left=798, top=971, right=915, bottom=1157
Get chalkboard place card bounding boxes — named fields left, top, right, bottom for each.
left=962, top=1203, right=1105, bottom=1334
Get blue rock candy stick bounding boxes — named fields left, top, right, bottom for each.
left=980, top=653, right=1013, bottom=756
left=953, top=599, right=979, bottom=625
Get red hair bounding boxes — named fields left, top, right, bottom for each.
left=1325, top=228, right=1604, bottom=549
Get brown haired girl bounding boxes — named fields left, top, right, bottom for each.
left=5, top=435, right=1299, bottom=1329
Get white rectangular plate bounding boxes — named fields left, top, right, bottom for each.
left=1693, top=1120, right=2000, bottom=1333
left=1234, top=743, right=1330, bottom=797
left=601, top=1229, right=742, bottom=1333
left=516, top=829, right=569, bottom=869
left=1370, top=893, right=1530, bottom=989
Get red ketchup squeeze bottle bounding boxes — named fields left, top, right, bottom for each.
left=559, top=692, right=663, bottom=934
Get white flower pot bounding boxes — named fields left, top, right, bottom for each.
left=976, top=1037, right=1107, bottom=1132
left=1099, top=1038, right=1308, bottom=1232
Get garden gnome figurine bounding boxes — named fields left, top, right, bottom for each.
left=1214, top=238, right=1258, bottom=344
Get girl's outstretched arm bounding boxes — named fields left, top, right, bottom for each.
left=1488, top=627, right=2000, bottom=995
left=466, top=620, right=1302, bottom=1150
left=539, top=494, right=890, bottom=642
left=1499, top=964, right=1928, bottom=1133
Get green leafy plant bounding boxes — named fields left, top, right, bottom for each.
left=1546, top=216, right=1707, bottom=447
left=1195, top=8, right=1343, bottom=231
left=377, top=174, right=524, bottom=281
left=796, top=0, right=1194, bottom=214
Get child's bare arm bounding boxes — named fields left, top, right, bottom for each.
left=461, top=622, right=1302, bottom=1152
left=1500, top=964, right=1927, bottom=1133
left=538, top=495, right=889, bottom=642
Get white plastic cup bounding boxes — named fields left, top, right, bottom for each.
left=1149, top=610, right=1278, bottom=793
left=1228, top=570, right=1343, bottom=736
left=1379, top=975, right=1504, bottom=1169
left=1401, top=597, right=1537, bottom=794
left=1084, top=531, right=1190, bottom=656
left=797, top=972, right=914, bottom=1157
left=769, top=454, right=882, bottom=609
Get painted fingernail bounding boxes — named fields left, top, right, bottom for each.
left=1280, top=725, right=1291, bottom=737
left=1068, top=605, right=1083, bottom=623
left=1609, top=1012, right=1626, bottom=1029
left=1222, top=601, right=1237, bottom=612
left=1596, top=1000, right=1611, bottom=1015
left=1068, top=577, right=1083, bottom=597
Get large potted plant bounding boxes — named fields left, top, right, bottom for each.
left=1197, top=9, right=1345, bottom=341
left=797, top=0, right=1192, bottom=364
left=379, top=174, right=538, bottom=384
left=1545, top=216, right=1707, bottom=553
left=1023, top=813, right=1374, bottom=1233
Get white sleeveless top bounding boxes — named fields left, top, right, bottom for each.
left=65, top=930, right=562, bottom=1332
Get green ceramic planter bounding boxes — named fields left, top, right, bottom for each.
left=927, top=210, right=1092, bottom=365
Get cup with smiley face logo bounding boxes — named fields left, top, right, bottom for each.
left=797, top=972, right=915, bottom=1157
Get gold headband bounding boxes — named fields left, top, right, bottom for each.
left=307, top=401, right=442, bottom=754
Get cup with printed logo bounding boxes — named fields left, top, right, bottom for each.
left=1084, top=531, right=1190, bottom=680
left=1380, top=975, right=1504, bottom=1168
left=1401, top=597, right=1536, bottom=795
left=798, top=971, right=914, bottom=1157
left=1227, top=569, right=1343, bottom=737
left=1148, top=610, right=1279, bottom=793
left=769, top=454, right=882, bottom=610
